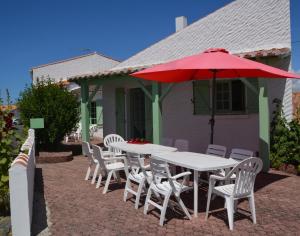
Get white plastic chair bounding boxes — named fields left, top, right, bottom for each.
left=91, top=144, right=126, bottom=194
left=82, top=141, right=99, bottom=184
left=206, top=144, right=227, bottom=157
left=205, top=157, right=263, bottom=230
left=199, top=144, right=227, bottom=183
left=103, top=134, right=125, bottom=156
left=144, top=158, right=192, bottom=226
left=162, top=138, right=173, bottom=147
left=229, top=148, right=254, bottom=161
left=89, top=124, right=98, bottom=138
left=174, top=139, right=189, bottom=151
left=123, top=153, right=153, bottom=209
left=218, top=148, right=254, bottom=179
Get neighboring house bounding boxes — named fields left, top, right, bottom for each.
left=30, top=52, right=120, bottom=138
left=292, top=92, right=300, bottom=118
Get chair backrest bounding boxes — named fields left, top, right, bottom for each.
left=103, top=134, right=124, bottom=155
left=174, top=139, right=189, bottom=151
left=103, top=134, right=124, bottom=147
left=231, top=157, right=263, bottom=198
left=126, top=152, right=141, bottom=174
left=229, top=148, right=254, bottom=161
left=91, top=144, right=107, bottom=172
left=206, top=144, right=227, bottom=158
left=149, top=158, right=170, bottom=185
left=82, top=141, right=96, bottom=165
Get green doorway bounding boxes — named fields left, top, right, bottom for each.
left=129, top=88, right=152, bottom=141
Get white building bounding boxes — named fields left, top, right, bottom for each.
left=30, top=52, right=120, bottom=138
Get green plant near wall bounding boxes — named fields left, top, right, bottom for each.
left=18, top=79, right=80, bottom=148
left=270, top=99, right=300, bottom=173
left=0, top=90, right=22, bottom=216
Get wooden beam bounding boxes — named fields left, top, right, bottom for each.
left=152, top=82, right=162, bottom=144
left=135, top=79, right=153, bottom=101
left=88, top=84, right=101, bottom=104
left=159, top=83, right=175, bottom=102
left=258, top=78, right=270, bottom=172
left=80, top=80, right=90, bottom=143
left=239, top=78, right=259, bottom=95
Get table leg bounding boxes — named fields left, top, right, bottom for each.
left=194, top=170, right=198, bottom=217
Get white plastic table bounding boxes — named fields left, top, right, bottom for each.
left=109, top=142, right=178, bottom=155
left=152, top=151, right=238, bottom=217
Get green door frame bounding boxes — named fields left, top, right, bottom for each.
left=80, top=80, right=90, bottom=142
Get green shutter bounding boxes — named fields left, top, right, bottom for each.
left=115, top=88, right=125, bottom=137
left=193, top=80, right=210, bottom=115
left=246, top=78, right=259, bottom=114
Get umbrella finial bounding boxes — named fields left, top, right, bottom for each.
left=204, top=48, right=229, bottom=53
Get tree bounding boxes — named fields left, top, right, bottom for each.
left=18, top=79, right=80, bottom=148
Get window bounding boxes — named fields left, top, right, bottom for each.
left=90, top=101, right=97, bottom=124
left=193, top=79, right=251, bottom=115
left=215, top=80, right=245, bottom=114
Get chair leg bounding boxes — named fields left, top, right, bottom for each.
left=159, top=193, right=171, bottom=226
left=103, top=171, right=113, bottom=194
left=175, top=196, right=191, bottom=220
left=234, top=200, right=238, bottom=213
left=115, top=171, right=122, bottom=184
left=135, top=179, right=145, bottom=209
left=225, top=197, right=234, bottom=231
left=91, top=164, right=99, bottom=184
left=96, top=174, right=103, bottom=189
left=144, top=187, right=152, bottom=215
left=123, top=177, right=131, bottom=202
left=248, top=193, right=257, bottom=224
left=85, top=166, right=91, bottom=181
left=205, top=185, right=213, bottom=220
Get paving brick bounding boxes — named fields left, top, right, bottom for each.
left=34, top=142, right=300, bottom=235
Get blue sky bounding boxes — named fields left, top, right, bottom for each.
left=0, top=0, right=299, bottom=102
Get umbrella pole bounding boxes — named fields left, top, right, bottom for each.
left=210, top=70, right=217, bottom=144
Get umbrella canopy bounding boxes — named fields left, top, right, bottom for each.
left=131, top=48, right=300, bottom=82
left=130, top=48, right=300, bottom=144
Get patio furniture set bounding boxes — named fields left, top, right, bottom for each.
left=82, top=134, right=262, bottom=230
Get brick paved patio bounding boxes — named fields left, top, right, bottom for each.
left=32, top=143, right=300, bottom=236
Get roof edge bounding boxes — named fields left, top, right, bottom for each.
left=30, top=52, right=121, bottom=71
left=69, top=47, right=291, bottom=82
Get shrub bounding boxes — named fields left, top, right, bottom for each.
left=18, top=79, right=80, bottom=148
left=0, top=90, right=22, bottom=216
left=270, top=99, right=300, bottom=174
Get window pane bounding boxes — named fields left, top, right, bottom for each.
left=90, top=102, right=97, bottom=124
left=216, top=81, right=230, bottom=112
left=231, top=80, right=245, bottom=111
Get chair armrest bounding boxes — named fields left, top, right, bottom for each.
left=171, top=171, right=191, bottom=180
left=143, top=164, right=150, bottom=170
left=209, top=174, right=226, bottom=181
left=107, top=156, right=125, bottom=162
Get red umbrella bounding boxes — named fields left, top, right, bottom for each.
left=131, top=48, right=300, bottom=143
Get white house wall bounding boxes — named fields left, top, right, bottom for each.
left=162, top=82, right=259, bottom=154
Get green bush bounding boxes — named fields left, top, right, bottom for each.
left=270, top=99, right=300, bottom=174
left=0, top=90, right=22, bottom=216
left=18, top=79, right=80, bottom=148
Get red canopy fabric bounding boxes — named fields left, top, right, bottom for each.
left=131, top=48, right=300, bottom=82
